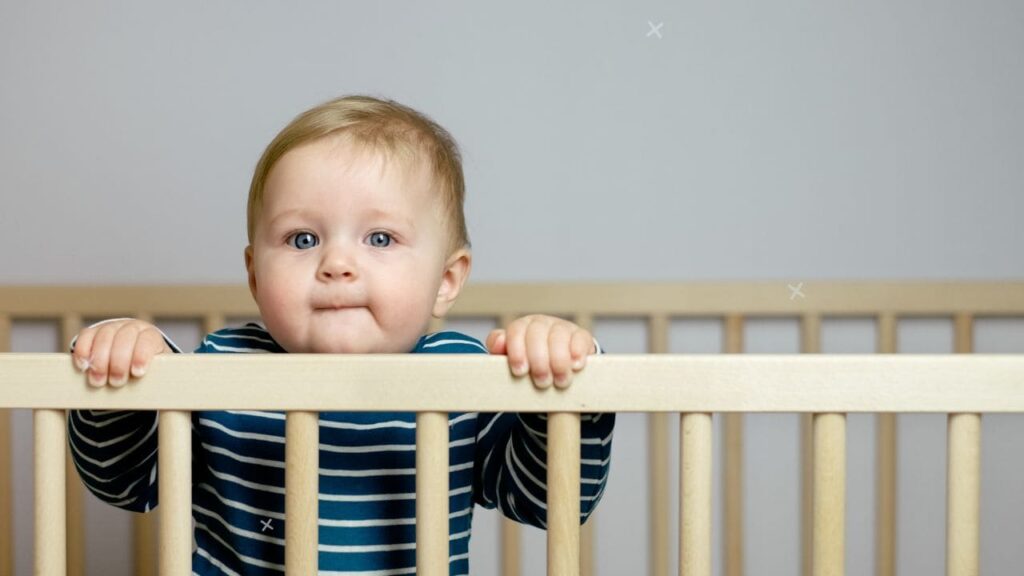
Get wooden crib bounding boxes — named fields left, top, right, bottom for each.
left=1, top=282, right=1023, bottom=576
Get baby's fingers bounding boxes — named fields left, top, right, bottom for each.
left=525, top=320, right=553, bottom=388
left=570, top=329, right=595, bottom=370
left=485, top=329, right=507, bottom=355
left=548, top=323, right=575, bottom=389
left=71, top=327, right=98, bottom=372
left=84, top=322, right=122, bottom=387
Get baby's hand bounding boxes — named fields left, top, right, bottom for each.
left=486, top=315, right=596, bottom=390
left=70, top=319, right=173, bottom=387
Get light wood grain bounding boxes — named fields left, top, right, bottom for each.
left=680, top=413, right=712, bottom=576
left=35, top=409, right=67, bottom=576
left=548, top=413, right=581, bottom=576
left=159, top=411, right=191, bottom=576
left=416, top=412, right=449, bottom=576
left=3, top=354, right=1024, bottom=412
left=286, top=412, right=319, bottom=576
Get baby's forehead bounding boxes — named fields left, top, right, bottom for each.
left=315, top=136, right=440, bottom=196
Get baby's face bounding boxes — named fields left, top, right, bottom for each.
left=245, top=137, right=463, bottom=354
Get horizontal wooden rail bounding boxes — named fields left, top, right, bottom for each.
left=1, top=354, right=1023, bottom=412
left=2, top=282, right=1024, bottom=316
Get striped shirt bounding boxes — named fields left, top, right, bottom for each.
left=68, top=324, right=616, bottom=575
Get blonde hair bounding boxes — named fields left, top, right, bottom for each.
left=247, top=95, right=469, bottom=254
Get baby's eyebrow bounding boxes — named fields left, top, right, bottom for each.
left=267, top=209, right=313, bottom=227
left=364, top=208, right=415, bottom=231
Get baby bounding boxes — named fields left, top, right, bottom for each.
left=68, top=95, right=615, bottom=574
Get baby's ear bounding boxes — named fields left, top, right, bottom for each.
left=433, top=248, right=471, bottom=318
left=244, top=245, right=258, bottom=300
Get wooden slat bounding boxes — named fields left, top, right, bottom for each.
left=133, top=514, right=157, bottom=576
left=452, top=282, right=1024, bottom=316
left=648, top=314, right=670, bottom=576
left=3, top=283, right=1024, bottom=318
left=4, top=354, right=1024, bottom=412
left=946, top=413, right=980, bottom=576
left=548, top=413, right=581, bottom=576
left=159, top=411, right=192, bottom=576
left=202, top=313, right=225, bottom=337
left=500, top=518, right=522, bottom=576
left=876, top=313, right=897, bottom=576
left=723, top=315, right=743, bottom=576
left=286, top=411, right=319, bottom=576
left=0, top=314, right=11, bottom=576
left=680, top=412, right=712, bottom=576
left=813, top=413, right=846, bottom=576
left=35, top=408, right=67, bottom=576
left=60, top=314, right=85, bottom=576
left=497, top=313, right=521, bottom=576
left=800, top=314, right=821, bottom=576
left=574, top=313, right=596, bottom=576
left=133, top=314, right=159, bottom=576
left=948, top=313, right=979, bottom=576
left=415, top=412, right=449, bottom=576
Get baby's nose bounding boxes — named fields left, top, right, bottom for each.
left=317, top=252, right=357, bottom=280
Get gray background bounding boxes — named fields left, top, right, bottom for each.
left=1, top=0, right=1023, bottom=574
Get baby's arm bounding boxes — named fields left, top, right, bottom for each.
left=485, top=315, right=598, bottom=389
left=478, top=315, right=615, bottom=527
left=67, top=319, right=181, bottom=513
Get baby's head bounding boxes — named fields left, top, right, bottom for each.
left=244, top=95, right=472, bottom=354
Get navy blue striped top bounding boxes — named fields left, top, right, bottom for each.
left=68, top=324, right=616, bottom=575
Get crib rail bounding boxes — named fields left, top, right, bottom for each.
left=2, top=354, right=1023, bottom=576
left=2, top=281, right=1024, bottom=576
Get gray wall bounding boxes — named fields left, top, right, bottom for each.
left=2, top=1, right=1023, bottom=575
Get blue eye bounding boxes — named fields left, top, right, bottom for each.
left=287, top=232, right=318, bottom=250
left=368, top=232, right=392, bottom=248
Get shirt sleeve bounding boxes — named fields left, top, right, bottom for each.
left=417, top=331, right=616, bottom=530
left=66, top=319, right=182, bottom=513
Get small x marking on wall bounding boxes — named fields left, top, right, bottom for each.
left=789, top=283, right=806, bottom=300
left=261, top=518, right=274, bottom=532
left=647, top=21, right=664, bottom=39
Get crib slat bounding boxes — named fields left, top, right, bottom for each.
left=498, top=313, right=522, bottom=576
left=286, top=411, right=319, bottom=576
left=548, top=412, right=581, bottom=576
left=680, top=412, right=712, bottom=576
left=574, top=313, right=596, bottom=576
left=948, top=313, right=979, bottom=576
left=203, top=313, right=225, bottom=337
left=60, top=314, right=85, bottom=576
left=0, top=314, right=11, bottom=576
left=35, top=408, right=67, bottom=576
left=416, top=412, right=449, bottom=576
left=723, top=314, right=743, bottom=576
left=135, top=313, right=160, bottom=576
left=159, top=411, right=192, bottom=576
left=648, top=314, right=670, bottom=576
left=947, top=413, right=980, bottom=576
left=876, top=313, right=897, bottom=576
left=813, top=413, right=845, bottom=576
left=800, top=314, right=822, bottom=576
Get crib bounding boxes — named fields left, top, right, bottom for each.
left=1, top=281, right=1023, bottom=576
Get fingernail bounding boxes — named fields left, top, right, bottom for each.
left=512, top=363, right=528, bottom=377
left=573, top=358, right=585, bottom=370
left=554, top=374, right=569, bottom=388
left=87, top=372, right=103, bottom=387
left=131, top=365, right=145, bottom=378
left=110, top=375, right=126, bottom=387
left=74, top=357, right=88, bottom=371
left=537, top=374, right=553, bottom=388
